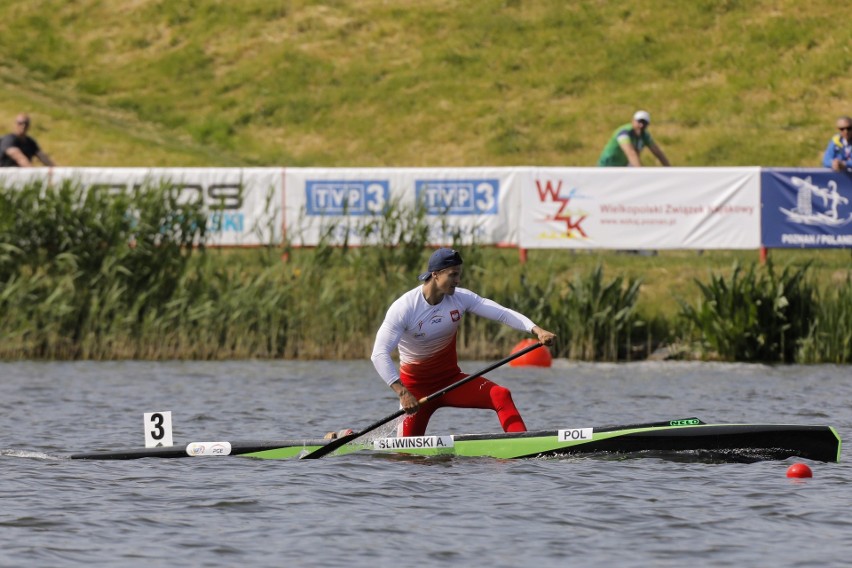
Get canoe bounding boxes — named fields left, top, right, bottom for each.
left=69, top=417, right=842, bottom=463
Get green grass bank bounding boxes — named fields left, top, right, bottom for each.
left=1, top=1, right=851, bottom=168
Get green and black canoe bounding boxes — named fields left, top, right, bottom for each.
left=70, top=417, right=842, bottom=463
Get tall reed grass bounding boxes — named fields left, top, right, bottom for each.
left=483, top=265, right=645, bottom=361
left=0, top=179, right=207, bottom=358
left=677, top=261, right=817, bottom=362
left=2, top=181, right=850, bottom=362
left=797, top=276, right=852, bottom=364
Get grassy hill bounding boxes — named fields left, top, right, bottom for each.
left=2, top=0, right=850, bottom=168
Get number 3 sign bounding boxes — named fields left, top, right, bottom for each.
left=144, top=411, right=174, bottom=448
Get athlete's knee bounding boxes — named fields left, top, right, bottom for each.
left=401, top=405, right=435, bottom=436
left=401, top=415, right=427, bottom=437
left=490, top=385, right=516, bottom=407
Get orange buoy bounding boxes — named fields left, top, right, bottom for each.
left=786, top=463, right=813, bottom=478
left=509, top=338, right=552, bottom=367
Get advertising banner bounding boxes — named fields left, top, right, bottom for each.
left=0, top=168, right=54, bottom=188
left=761, top=169, right=852, bottom=248
left=283, top=167, right=520, bottom=246
left=15, top=166, right=836, bottom=251
left=47, top=168, right=282, bottom=246
left=519, top=167, right=761, bottom=250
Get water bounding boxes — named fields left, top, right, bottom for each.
left=1, top=360, right=851, bottom=567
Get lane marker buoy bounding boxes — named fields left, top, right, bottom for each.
left=509, top=338, right=552, bottom=367
left=786, top=463, right=813, bottom=478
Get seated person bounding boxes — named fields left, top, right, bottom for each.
left=0, top=113, right=56, bottom=167
left=822, top=116, right=852, bottom=172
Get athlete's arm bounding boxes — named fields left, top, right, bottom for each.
left=466, top=292, right=556, bottom=346
left=531, top=325, right=556, bottom=346
left=372, top=315, right=422, bottom=414
left=371, top=318, right=404, bottom=386
left=390, top=380, right=419, bottom=414
left=467, top=294, right=536, bottom=332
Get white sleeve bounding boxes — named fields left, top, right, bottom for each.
left=371, top=314, right=404, bottom=386
left=468, top=295, right=536, bottom=333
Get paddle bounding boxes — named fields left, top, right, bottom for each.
left=300, top=341, right=544, bottom=459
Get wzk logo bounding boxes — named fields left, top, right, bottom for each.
left=305, top=180, right=389, bottom=215
left=535, top=180, right=588, bottom=238
left=415, top=179, right=499, bottom=215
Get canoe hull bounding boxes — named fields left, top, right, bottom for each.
left=70, top=422, right=842, bottom=463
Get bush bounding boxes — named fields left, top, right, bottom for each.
left=797, top=275, right=852, bottom=363
left=678, top=261, right=816, bottom=362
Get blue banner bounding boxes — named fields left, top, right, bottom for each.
left=761, top=168, right=852, bottom=248
left=414, top=179, right=499, bottom=215
left=304, top=180, right=389, bottom=215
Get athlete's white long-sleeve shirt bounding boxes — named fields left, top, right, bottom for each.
left=371, top=286, right=536, bottom=386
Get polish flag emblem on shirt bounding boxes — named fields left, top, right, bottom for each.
left=451, top=310, right=461, bottom=322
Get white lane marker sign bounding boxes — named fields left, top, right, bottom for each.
left=144, top=411, right=174, bottom=448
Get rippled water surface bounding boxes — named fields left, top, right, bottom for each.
left=2, top=360, right=851, bottom=567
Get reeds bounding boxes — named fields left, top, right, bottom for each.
left=482, top=265, right=644, bottom=361
left=677, top=261, right=817, bottom=362
left=0, top=179, right=205, bottom=358
left=2, top=180, right=850, bottom=362
left=797, top=275, right=852, bottom=364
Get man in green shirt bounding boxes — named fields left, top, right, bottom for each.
left=598, top=110, right=671, bottom=167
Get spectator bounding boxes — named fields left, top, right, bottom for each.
left=822, top=116, right=852, bottom=172
left=0, top=113, right=56, bottom=167
left=598, top=110, right=671, bottom=167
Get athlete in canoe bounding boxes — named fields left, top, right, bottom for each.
left=371, top=248, right=556, bottom=437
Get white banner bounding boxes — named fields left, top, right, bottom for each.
left=283, top=167, right=520, bottom=246
left=38, top=168, right=282, bottom=246
left=3, top=166, right=764, bottom=250
left=0, top=168, right=54, bottom=187
left=519, top=167, right=761, bottom=249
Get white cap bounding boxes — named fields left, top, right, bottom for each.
left=633, top=110, right=651, bottom=124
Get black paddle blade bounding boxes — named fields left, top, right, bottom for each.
left=301, top=407, right=407, bottom=460
left=301, top=430, right=362, bottom=460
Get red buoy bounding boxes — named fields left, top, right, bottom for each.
left=786, top=463, right=813, bottom=478
left=509, top=338, right=552, bottom=367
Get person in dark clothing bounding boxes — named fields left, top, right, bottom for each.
left=0, top=113, right=56, bottom=167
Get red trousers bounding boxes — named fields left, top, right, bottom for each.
left=399, top=372, right=527, bottom=437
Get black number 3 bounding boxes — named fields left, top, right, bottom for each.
left=150, top=413, right=165, bottom=440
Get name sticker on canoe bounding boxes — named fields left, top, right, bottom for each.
left=186, top=442, right=232, bottom=457
left=557, top=428, right=594, bottom=442
left=373, top=436, right=454, bottom=450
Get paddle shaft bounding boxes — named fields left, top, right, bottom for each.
left=300, top=341, right=544, bottom=459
